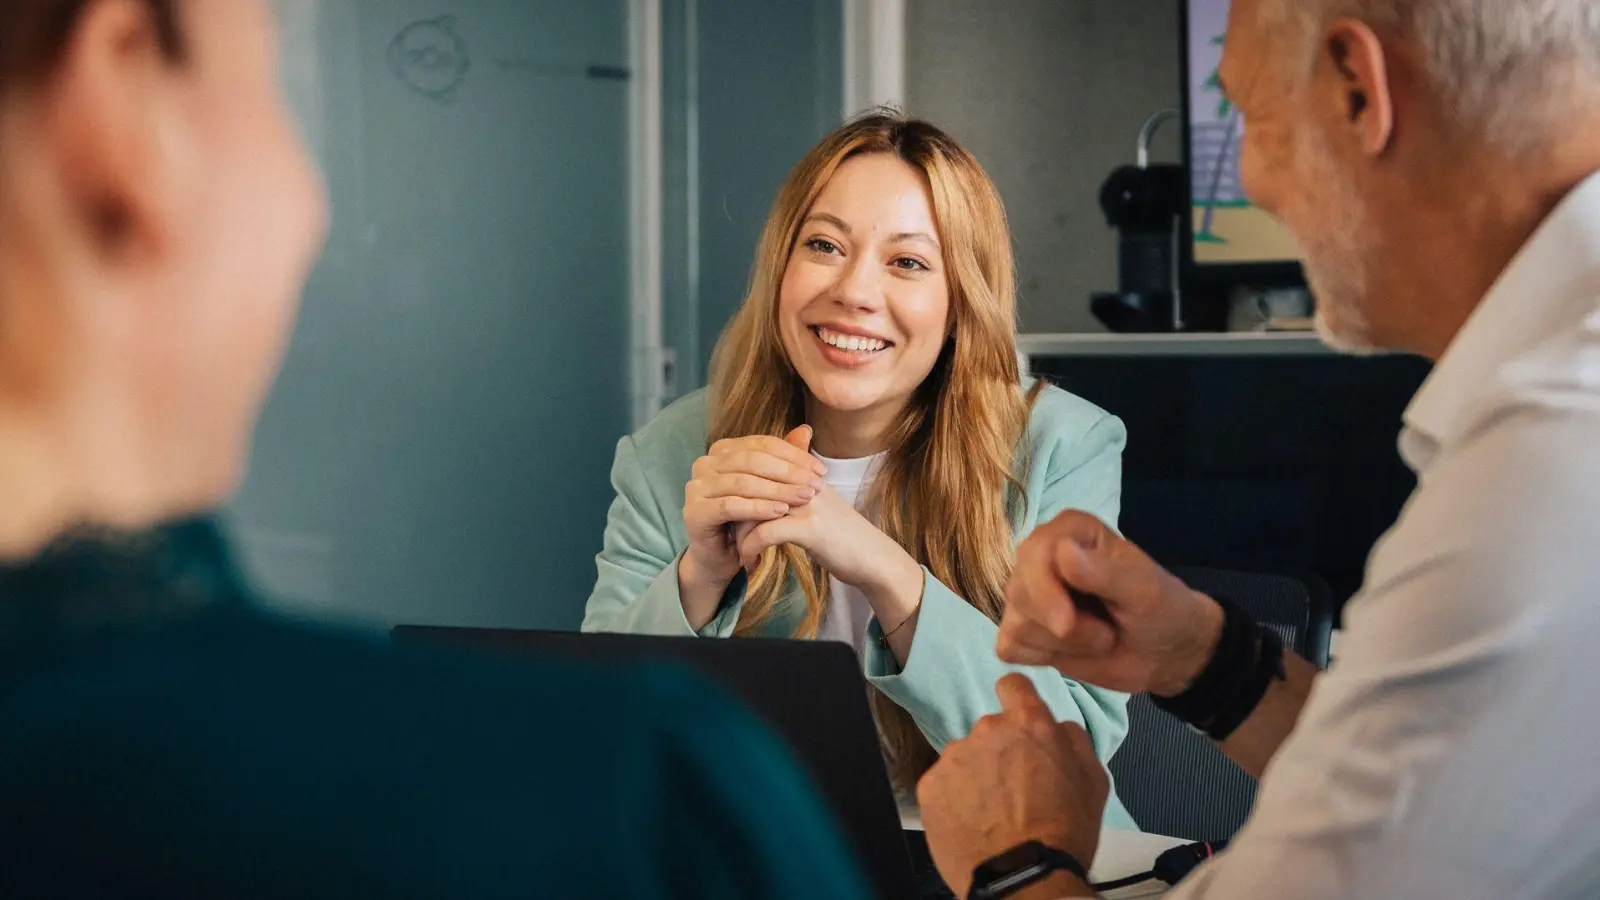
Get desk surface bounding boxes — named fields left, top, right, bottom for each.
left=900, top=803, right=1187, bottom=898
left=1018, top=331, right=1332, bottom=359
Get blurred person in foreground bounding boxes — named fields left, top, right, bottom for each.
left=0, top=2, right=869, bottom=898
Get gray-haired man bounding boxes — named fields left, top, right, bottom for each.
left=919, top=1, right=1600, bottom=898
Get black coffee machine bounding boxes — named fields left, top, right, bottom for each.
left=1092, top=110, right=1226, bottom=332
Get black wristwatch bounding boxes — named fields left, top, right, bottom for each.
left=968, top=840, right=1088, bottom=900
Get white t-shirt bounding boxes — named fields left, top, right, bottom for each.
left=813, top=451, right=887, bottom=660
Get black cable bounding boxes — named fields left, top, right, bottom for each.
left=1152, top=839, right=1228, bottom=884
left=1090, top=839, right=1230, bottom=892
left=1090, top=870, right=1157, bottom=892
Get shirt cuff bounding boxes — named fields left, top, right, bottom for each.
left=696, top=569, right=747, bottom=637
left=860, top=569, right=973, bottom=747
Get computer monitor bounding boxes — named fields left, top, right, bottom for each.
left=1180, top=0, right=1305, bottom=287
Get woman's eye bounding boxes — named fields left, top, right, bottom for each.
left=892, top=256, right=930, bottom=272
left=805, top=237, right=841, bottom=255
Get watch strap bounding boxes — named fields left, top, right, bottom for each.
left=968, top=841, right=1089, bottom=900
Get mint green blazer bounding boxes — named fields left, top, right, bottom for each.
left=582, top=381, right=1137, bottom=829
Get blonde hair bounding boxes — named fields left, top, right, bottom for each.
left=706, top=110, right=1039, bottom=789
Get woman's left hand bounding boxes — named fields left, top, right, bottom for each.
left=736, top=484, right=923, bottom=615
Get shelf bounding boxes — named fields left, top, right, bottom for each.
left=1018, top=331, right=1333, bottom=360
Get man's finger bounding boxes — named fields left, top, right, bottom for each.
left=1008, top=541, right=1076, bottom=629
left=1048, top=531, right=1117, bottom=596
left=995, top=614, right=1067, bottom=665
left=996, top=614, right=1117, bottom=677
left=1001, top=615, right=1118, bottom=666
left=1032, top=510, right=1115, bottom=552
left=1002, top=553, right=1118, bottom=665
left=1071, top=613, right=1118, bottom=656
left=995, top=674, right=1050, bottom=717
left=995, top=631, right=1059, bottom=668
left=1057, top=723, right=1110, bottom=797
left=1015, top=551, right=1118, bottom=655
left=1058, top=721, right=1096, bottom=759
left=1049, top=525, right=1166, bottom=622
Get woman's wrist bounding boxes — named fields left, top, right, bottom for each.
left=860, top=544, right=924, bottom=623
left=677, top=552, right=732, bottom=629
left=860, top=545, right=925, bottom=666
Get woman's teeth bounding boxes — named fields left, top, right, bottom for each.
left=816, top=327, right=889, bottom=353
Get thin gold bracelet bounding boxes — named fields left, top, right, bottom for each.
left=877, top=603, right=921, bottom=649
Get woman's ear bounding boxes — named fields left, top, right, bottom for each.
left=45, top=0, right=191, bottom=263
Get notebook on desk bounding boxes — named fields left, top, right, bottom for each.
left=390, top=626, right=925, bottom=900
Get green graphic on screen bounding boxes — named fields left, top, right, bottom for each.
left=1188, top=4, right=1302, bottom=266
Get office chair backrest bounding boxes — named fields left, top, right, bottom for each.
left=1106, top=567, right=1333, bottom=842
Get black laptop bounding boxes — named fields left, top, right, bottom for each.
left=390, top=626, right=928, bottom=900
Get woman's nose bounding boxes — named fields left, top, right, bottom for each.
left=831, top=256, right=885, bottom=312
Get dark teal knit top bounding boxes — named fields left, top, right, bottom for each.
left=0, top=517, right=870, bottom=899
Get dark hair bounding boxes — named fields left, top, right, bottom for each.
left=0, top=0, right=185, bottom=90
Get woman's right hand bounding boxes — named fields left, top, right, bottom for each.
left=678, top=426, right=826, bottom=626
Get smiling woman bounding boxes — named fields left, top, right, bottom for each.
left=583, top=110, right=1138, bottom=820
left=781, top=154, right=954, bottom=441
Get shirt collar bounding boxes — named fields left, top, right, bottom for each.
left=0, top=515, right=246, bottom=665
left=1401, top=168, right=1600, bottom=469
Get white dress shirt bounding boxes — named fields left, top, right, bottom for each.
left=1161, top=171, right=1600, bottom=899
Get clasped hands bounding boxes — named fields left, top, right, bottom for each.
left=676, top=426, right=923, bottom=632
